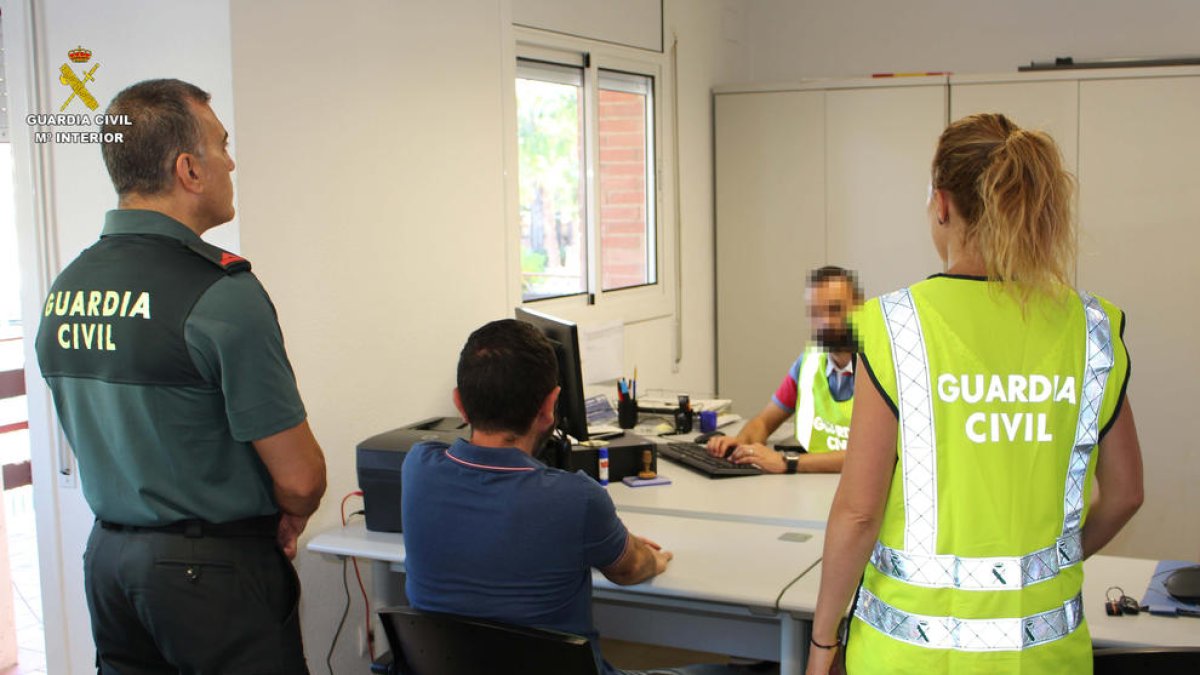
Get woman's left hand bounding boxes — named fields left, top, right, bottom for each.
left=805, top=644, right=842, bottom=675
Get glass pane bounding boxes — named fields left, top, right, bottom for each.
left=517, top=63, right=587, bottom=301
left=599, top=71, right=655, bottom=291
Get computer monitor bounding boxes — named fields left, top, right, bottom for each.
left=515, top=307, right=589, bottom=443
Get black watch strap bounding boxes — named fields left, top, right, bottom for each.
left=785, top=454, right=799, bottom=474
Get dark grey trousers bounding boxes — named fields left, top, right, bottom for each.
left=84, top=521, right=308, bottom=674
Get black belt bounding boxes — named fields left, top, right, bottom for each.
left=99, top=514, right=279, bottom=539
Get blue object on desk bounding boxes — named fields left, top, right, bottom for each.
left=1143, top=560, right=1200, bottom=615
left=621, top=475, right=672, bottom=487
left=584, top=394, right=618, bottom=426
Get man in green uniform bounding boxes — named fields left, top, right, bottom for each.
left=35, top=79, right=326, bottom=673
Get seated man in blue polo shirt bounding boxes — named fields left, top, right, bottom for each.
left=403, top=319, right=738, bottom=675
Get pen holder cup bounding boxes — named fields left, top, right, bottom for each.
left=618, top=399, right=639, bottom=429
left=674, top=408, right=694, bottom=435
left=699, top=410, right=718, bottom=434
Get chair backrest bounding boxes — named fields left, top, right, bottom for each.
left=1094, top=647, right=1200, bottom=675
left=378, top=606, right=600, bottom=675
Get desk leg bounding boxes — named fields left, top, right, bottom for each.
left=780, top=613, right=808, bottom=675
left=370, top=559, right=406, bottom=608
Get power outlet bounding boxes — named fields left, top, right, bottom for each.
left=357, top=624, right=368, bottom=657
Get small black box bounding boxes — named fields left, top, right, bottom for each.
left=559, top=434, right=657, bottom=482
left=357, top=418, right=466, bottom=533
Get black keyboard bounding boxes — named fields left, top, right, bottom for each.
left=658, top=442, right=763, bottom=478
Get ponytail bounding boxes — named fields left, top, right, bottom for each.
left=933, top=114, right=1076, bottom=305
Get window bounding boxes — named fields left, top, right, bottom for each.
left=517, top=61, right=587, bottom=300
left=598, top=71, right=656, bottom=292
left=516, top=55, right=658, bottom=303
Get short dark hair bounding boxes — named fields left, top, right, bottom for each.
left=100, top=79, right=211, bottom=196
left=808, top=265, right=863, bottom=302
left=457, top=319, right=559, bottom=435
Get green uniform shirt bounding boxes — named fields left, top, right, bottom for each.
left=36, top=210, right=306, bottom=526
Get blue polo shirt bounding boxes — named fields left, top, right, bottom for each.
left=402, top=438, right=629, bottom=674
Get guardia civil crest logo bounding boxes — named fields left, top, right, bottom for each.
left=59, top=45, right=100, bottom=111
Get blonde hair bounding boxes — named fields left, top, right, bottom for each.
left=932, top=113, right=1076, bottom=304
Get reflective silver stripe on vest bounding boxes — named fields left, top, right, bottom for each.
left=1061, top=292, right=1113, bottom=540
left=856, top=588, right=1084, bottom=652
left=880, top=289, right=938, bottom=555
left=870, top=531, right=1081, bottom=591
left=872, top=290, right=1113, bottom=590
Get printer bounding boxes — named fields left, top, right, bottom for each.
left=356, top=417, right=467, bottom=533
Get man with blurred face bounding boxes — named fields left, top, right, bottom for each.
left=707, top=266, right=863, bottom=474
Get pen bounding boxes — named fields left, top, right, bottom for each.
left=633, top=367, right=637, bottom=400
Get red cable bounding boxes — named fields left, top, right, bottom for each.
left=340, top=490, right=375, bottom=661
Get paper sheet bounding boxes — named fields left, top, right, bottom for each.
left=580, top=320, right=624, bottom=384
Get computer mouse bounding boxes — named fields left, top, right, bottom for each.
left=693, top=431, right=724, bottom=444
left=1165, top=565, right=1200, bottom=604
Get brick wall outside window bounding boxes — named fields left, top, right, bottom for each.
left=598, top=89, right=651, bottom=290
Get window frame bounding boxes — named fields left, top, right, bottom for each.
left=504, top=27, right=676, bottom=326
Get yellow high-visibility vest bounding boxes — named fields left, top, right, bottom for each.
left=793, top=345, right=854, bottom=453
left=848, top=276, right=1130, bottom=674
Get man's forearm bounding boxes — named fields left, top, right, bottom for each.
left=626, top=542, right=659, bottom=585
left=274, top=482, right=324, bottom=518
left=609, top=539, right=659, bottom=585
left=737, top=417, right=771, bottom=445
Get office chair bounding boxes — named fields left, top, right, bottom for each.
left=1094, top=647, right=1200, bottom=674
left=378, top=606, right=601, bottom=675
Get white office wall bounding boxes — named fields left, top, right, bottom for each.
left=5, top=1, right=238, bottom=672
left=745, top=0, right=1200, bottom=82
left=229, top=0, right=749, bottom=670
left=513, top=0, right=663, bottom=52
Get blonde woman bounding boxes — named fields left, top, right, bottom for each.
left=807, top=114, right=1144, bottom=674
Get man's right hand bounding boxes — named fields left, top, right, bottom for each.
left=652, top=547, right=673, bottom=575
left=277, top=513, right=309, bottom=559
left=638, top=535, right=674, bottom=575
left=706, top=434, right=739, bottom=457
left=603, top=533, right=674, bottom=585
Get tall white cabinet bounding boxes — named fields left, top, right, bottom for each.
left=1075, top=74, right=1200, bottom=560
left=715, top=68, right=1200, bottom=560
left=715, top=78, right=947, bottom=412
left=714, top=91, right=825, bottom=416
left=825, top=85, right=947, bottom=297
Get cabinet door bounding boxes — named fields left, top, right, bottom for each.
left=715, top=91, right=825, bottom=411
left=825, top=85, right=947, bottom=298
left=950, top=80, right=1079, bottom=174
left=1078, top=76, right=1200, bottom=559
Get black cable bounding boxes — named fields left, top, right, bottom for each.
left=327, top=557, right=352, bottom=675
left=773, top=558, right=822, bottom=611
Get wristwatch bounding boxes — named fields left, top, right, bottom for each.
left=784, top=452, right=801, bottom=474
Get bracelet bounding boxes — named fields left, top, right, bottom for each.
left=810, top=636, right=840, bottom=650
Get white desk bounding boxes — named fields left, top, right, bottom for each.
left=611, top=429, right=841, bottom=529
left=1083, top=555, right=1200, bottom=648
left=777, top=556, right=1200, bottom=650
left=592, top=511, right=821, bottom=672
left=608, top=462, right=839, bottom=530
left=308, top=510, right=825, bottom=675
